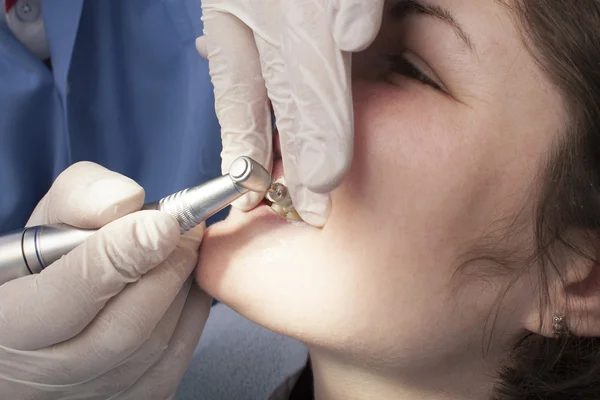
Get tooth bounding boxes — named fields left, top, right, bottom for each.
left=265, top=176, right=304, bottom=221
left=270, top=203, right=284, bottom=215
left=285, top=210, right=303, bottom=221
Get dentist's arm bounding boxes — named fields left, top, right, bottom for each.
left=0, top=162, right=211, bottom=399
left=197, top=0, right=385, bottom=226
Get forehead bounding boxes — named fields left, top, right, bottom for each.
left=417, top=0, right=523, bottom=52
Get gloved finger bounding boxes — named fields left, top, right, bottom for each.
left=114, top=284, right=212, bottom=400
left=330, top=0, right=386, bottom=51
left=0, top=211, right=180, bottom=350
left=27, top=161, right=144, bottom=228
left=202, top=9, right=272, bottom=211
left=0, top=279, right=192, bottom=389
left=104, top=280, right=194, bottom=396
left=290, top=185, right=331, bottom=228
left=281, top=0, right=354, bottom=194
left=195, top=36, right=208, bottom=59
left=43, top=225, right=203, bottom=380
left=253, top=35, right=332, bottom=227
left=280, top=153, right=331, bottom=227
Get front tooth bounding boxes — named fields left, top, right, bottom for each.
left=285, top=210, right=303, bottom=221
left=270, top=203, right=284, bottom=215
left=267, top=176, right=304, bottom=221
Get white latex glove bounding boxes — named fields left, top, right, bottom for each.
left=0, top=162, right=212, bottom=399
left=196, top=0, right=385, bottom=227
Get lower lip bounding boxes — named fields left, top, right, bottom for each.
left=244, top=198, right=310, bottom=227
left=244, top=201, right=292, bottom=225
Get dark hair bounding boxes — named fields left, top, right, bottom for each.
left=452, top=1, right=600, bottom=399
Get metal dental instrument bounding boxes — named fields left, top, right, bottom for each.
left=266, top=182, right=294, bottom=213
left=0, top=156, right=272, bottom=286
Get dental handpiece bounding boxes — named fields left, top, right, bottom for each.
left=0, top=156, right=273, bottom=286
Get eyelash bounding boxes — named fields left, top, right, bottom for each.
left=385, top=55, right=443, bottom=92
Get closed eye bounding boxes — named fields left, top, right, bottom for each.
left=385, top=54, right=443, bottom=92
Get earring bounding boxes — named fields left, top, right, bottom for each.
left=552, top=315, right=570, bottom=338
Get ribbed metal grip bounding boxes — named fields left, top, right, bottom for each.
left=155, top=189, right=200, bottom=233
left=143, top=173, right=251, bottom=233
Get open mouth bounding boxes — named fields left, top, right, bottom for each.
left=254, top=129, right=303, bottom=221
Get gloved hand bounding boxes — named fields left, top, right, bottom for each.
left=196, top=0, right=385, bottom=227
left=0, top=162, right=212, bottom=399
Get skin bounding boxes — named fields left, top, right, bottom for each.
left=195, top=0, right=600, bottom=398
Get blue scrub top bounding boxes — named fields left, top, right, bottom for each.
left=0, top=0, right=224, bottom=233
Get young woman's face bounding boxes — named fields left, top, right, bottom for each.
left=196, top=0, right=564, bottom=379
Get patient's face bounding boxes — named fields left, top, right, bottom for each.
left=196, top=0, right=564, bottom=373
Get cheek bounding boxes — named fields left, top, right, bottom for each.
left=299, top=80, right=547, bottom=363
left=322, top=79, right=551, bottom=326
left=332, top=82, right=503, bottom=259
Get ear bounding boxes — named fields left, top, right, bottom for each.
left=522, top=248, right=600, bottom=338
left=561, top=257, right=600, bottom=337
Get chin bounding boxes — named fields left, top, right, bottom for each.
left=194, top=167, right=385, bottom=354
left=195, top=207, right=332, bottom=340
left=194, top=156, right=329, bottom=339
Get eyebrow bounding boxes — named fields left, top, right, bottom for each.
left=391, top=0, right=475, bottom=52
